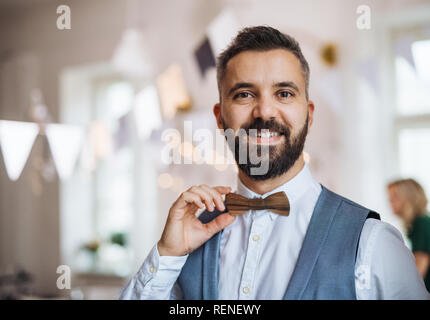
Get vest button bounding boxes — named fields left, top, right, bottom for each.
left=242, top=286, right=250, bottom=294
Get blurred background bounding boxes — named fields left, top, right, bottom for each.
left=0, top=0, right=429, bottom=299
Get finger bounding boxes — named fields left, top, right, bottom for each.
left=179, top=191, right=205, bottom=211
left=200, top=185, right=226, bottom=212
left=204, top=212, right=236, bottom=236
left=213, top=186, right=232, bottom=195
left=188, top=186, right=216, bottom=212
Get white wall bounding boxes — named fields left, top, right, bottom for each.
left=0, top=0, right=127, bottom=295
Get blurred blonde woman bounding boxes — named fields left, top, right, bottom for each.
left=387, top=179, right=430, bottom=291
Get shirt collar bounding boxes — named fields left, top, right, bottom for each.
left=235, top=163, right=316, bottom=220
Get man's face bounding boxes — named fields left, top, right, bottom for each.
left=214, top=49, right=314, bottom=180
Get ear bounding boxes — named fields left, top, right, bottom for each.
left=213, top=103, right=224, bottom=130
left=307, top=100, right=315, bottom=131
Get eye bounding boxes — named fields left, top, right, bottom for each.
left=234, top=91, right=252, bottom=99
left=278, top=91, right=293, bottom=98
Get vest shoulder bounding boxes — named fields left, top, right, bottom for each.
left=321, top=186, right=380, bottom=218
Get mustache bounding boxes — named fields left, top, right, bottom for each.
left=239, top=118, right=290, bottom=136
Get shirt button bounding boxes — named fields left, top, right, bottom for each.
left=242, top=286, right=250, bottom=294
left=149, top=266, right=156, bottom=273
left=252, top=234, right=260, bottom=242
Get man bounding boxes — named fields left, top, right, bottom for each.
left=120, top=26, right=429, bottom=299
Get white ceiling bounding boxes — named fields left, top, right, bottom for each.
left=0, top=0, right=54, bottom=8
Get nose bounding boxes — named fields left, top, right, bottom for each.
left=252, top=94, right=277, bottom=120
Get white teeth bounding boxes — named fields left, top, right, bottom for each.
left=256, top=132, right=280, bottom=138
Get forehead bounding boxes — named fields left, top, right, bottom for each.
left=222, top=49, right=305, bottom=91
left=388, top=185, right=402, bottom=195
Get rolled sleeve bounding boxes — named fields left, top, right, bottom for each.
left=119, top=244, right=188, bottom=300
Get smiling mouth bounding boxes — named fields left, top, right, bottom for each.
left=247, top=130, right=285, bottom=144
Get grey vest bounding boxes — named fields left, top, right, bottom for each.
left=177, top=185, right=380, bottom=300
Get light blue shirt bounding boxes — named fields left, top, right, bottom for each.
left=120, top=165, right=430, bottom=300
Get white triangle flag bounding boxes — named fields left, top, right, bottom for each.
left=207, top=10, right=241, bottom=57
left=46, top=124, right=84, bottom=180
left=0, top=120, right=39, bottom=181
left=357, top=58, right=380, bottom=94
left=395, top=35, right=416, bottom=70
left=316, top=69, right=344, bottom=116
left=134, top=85, right=162, bottom=140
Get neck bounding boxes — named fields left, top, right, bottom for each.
left=238, top=155, right=305, bottom=195
left=403, top=213, right=416, bottom=230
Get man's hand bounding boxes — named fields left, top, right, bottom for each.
left=157, top=185, right=235, bottom=256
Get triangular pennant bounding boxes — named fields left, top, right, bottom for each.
left=88, top=120, right=113, bottom=160
left=156, top=64, right=191, bottom=119
left=0, top=120, right=39, bottom=181
left=79, top=131, right=96, bottom=175
left=411, top=39, right=430, bottom=86
left=394, top=35, right=416, bottom=70
left=114, top=113, right=131, bottom=150
left=194, top=37, right=216, bottom=77
left=45, top=124, right=84, bottom=180
left=112, top=28, right=152, bottom=78
left=134, top=85, right=162, bottom=140
left=316, top=69, right=343, bottom=116
left=207, top=9, right=241, bottom=57
left=356, top=58, right=380, bottom=94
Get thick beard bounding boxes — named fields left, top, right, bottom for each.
left=221, top=116, right=308, bottom=181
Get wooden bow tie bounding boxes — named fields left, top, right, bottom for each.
left=225, top=191, right=290, bottom=216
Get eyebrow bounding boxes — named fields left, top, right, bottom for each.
left=227, top=81, right=300, bottom=97
left=227, top=82, right=255, bottom=97
left=273, top=81, right=300, bottom=93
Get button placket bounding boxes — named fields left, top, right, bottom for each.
left=238, top=211, right=268, bottom=299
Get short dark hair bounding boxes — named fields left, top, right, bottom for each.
left=216, top=25, right=310, bottom=100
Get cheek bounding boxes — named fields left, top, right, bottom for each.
left=278, top=106, right=307, bottom=131
left=393, top=199, right=405, bottom=214
left=223, top=106, right=252, bottom=129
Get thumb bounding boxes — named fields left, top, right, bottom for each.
left=204, top=212, right=236, bottom=237
left=213, top=186, right=232, bottom=195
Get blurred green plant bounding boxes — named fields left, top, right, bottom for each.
left=110, top=232, right=127, bottom=247
left=82, top=240, right=100, bottom=253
